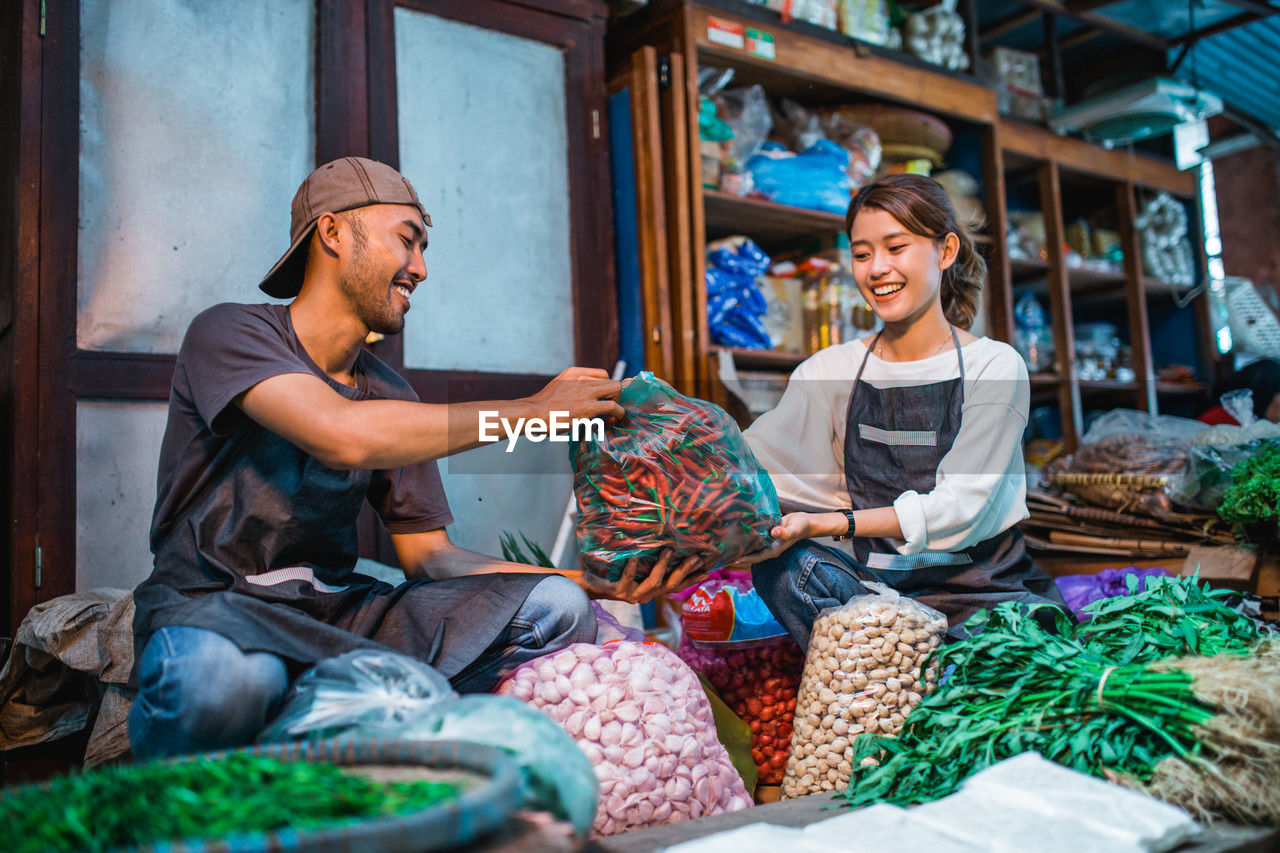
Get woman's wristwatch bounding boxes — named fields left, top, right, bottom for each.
left=832, top=509, right=857, bottom=541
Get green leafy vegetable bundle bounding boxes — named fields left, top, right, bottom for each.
left=843, top=576, right=1280, bottom=825
left=1217, top=438, right=1280, bottom=537
left=2, top=752, right=461, bottom=853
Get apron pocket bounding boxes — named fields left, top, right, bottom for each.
left=857, top=424, right=937, bottom=447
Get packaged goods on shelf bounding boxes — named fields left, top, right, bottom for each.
left=759, top=274, right=807, bottom=353
left=748, top=140, right=852, bottom=214
left=1007, top=211, right=1047, bottom=261
left=837, top=0, right=891, bottom=45
left=498, top=641, right=752, bottom=835
left=782, top=585, right=945, bottom=798
left=989, top=46, right=1051, bottom=123
left=1013, top=292, right=1054, bottom=373
left=903, top=1, right=969, bottom=71
left=572, top=372, right=780, bottom=582
left=744, top=0, right=838, bottom=30
left=706, top=238, right=774, bottom=350
left=676, top=574, right=805, bottom=785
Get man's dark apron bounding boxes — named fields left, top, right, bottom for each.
left=842, top=328, right=1065, bottom=638
left=132, top=378, right=543, bottom=686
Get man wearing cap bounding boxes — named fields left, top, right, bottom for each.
left=128, top=157, right=702, bottom=758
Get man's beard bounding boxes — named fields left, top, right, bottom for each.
left=341, top=252, right=405, bottom=336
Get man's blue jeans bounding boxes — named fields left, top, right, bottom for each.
left=128, top=575, right=596, bottom=759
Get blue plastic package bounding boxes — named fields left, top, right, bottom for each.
left=706, top=238, right=773, bottom=350
left=747, top=139, right=852, bottom=215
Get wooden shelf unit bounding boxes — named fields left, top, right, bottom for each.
left=608, top=0, right=1211, bottom=445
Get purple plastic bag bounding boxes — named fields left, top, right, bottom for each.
left=591, top=600, right=648, bottom=643
left=1055, top=567, right=1171, bottom=621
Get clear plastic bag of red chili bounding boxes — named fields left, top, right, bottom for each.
left=571, top=372, right=781, bottom=582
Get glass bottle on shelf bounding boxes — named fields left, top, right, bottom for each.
left=802, top=279, right=823, bottom=354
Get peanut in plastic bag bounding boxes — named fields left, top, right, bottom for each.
left=782, top=584, right=946, bottom=798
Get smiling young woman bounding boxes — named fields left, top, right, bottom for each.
left=740, top=174, right=1068, bottom=648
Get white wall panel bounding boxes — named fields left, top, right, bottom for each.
left=438, top=441, right=576, bottom=566
left=76, top=401, right=169, bottom=591
left=78, top=0, right=314, bottom=353
left=394, top=9, right=574, bottom=374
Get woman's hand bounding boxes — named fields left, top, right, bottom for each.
left=730, top=512, right=825, bottom=568
left=578, top=549, right=707, bottom=604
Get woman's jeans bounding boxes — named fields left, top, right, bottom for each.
left=751, top=540, right=879, bottom=652
left=128, top=575, right=596, bottom=759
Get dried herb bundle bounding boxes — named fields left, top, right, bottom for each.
left=2, top=752, right=461, bottom=853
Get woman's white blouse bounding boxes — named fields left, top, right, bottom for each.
left=743, top=336, right=1031, bottom=556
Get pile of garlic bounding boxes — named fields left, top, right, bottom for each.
left=782, top=595, right=947, bottom=798
left=498, top=641, right=752, bottom=834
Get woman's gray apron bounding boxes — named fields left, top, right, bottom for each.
left=132, top=375, right=542, bottom=685
left=842, top=329, right=1065, bottom=638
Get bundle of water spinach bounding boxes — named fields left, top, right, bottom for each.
left=2, top=752, right=462, bottom=853
left=843, top=575, right=1280, bottom=825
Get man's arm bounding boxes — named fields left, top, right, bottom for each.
left=391, top=528, right=709, bottom=605
left=393, top=528, right=576, bottom=581
left=238, top=366, right=623, bottom=470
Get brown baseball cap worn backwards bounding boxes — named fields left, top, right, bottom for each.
left=259, top=156, right=432, bottom=299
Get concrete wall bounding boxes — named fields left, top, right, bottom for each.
left=78, top=0, right=315, bottom=353
left=394, top=8, right=574, bottom=375
left=1213, top=141, right=1280, bottom=301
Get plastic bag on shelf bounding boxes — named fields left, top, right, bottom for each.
left=1049, top=409, right=1205, bottom=518
left=819, top=110, right=882, bottom=188
left=783, top=584, right=946, bottom=798
left=748, top=140, right=852, bottom=215
left=497, top=641, right=753, bottom=835
left=772, top=99, right=826, bottom=153
left=721, top=85, right=773, bottom=166
left=572, top=371, right=780, bottom=582
left=707, top=237, right=773, bottom=349
left=676, top=576, right=804, bottom=785
left=257, top=650, right=598, bottom=835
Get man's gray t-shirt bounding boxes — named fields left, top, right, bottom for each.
left=132, top=303, right=542, bottom=679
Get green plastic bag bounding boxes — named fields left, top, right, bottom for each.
left=259, top=651, right=598, bottom=835
left=571, top=372, right=780, bottom=582
left=698, top=672, right=758, bottom=797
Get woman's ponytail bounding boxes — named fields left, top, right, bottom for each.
left=941, top=231, right=986, bottom=330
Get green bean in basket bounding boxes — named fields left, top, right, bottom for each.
left=2, top=752, right=461, bottom=853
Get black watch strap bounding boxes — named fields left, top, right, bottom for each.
left=832, top=509, right=857, bottom=541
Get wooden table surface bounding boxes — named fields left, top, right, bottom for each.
left=584, top=794, right=1280, bottom=853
